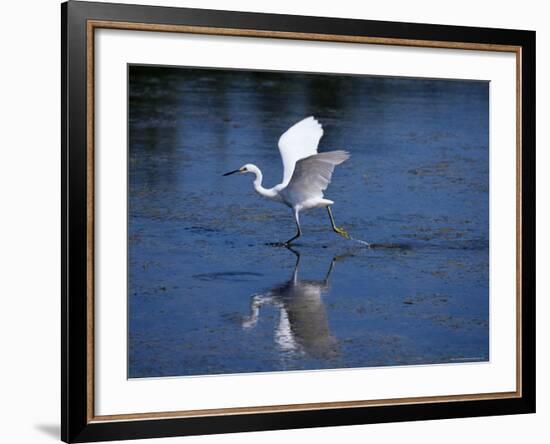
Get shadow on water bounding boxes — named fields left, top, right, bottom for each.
left=193, top=271, right=263, bottom=282
left=241, top=247, right=355, bottom=361
left=265, top=238, right=412, bottom=251
left=369, top=242, right=411, bottom=250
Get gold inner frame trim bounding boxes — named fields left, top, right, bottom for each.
left=86, top=19, right=523, bottom=423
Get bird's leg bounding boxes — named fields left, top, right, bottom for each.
left=323, top=257, right=336, bottom=288
left=284, top=210, right=302, bottom=246
left=324, top=252, right=354, bottom=286
left=289, top=248, right=301, bottom=284
left=327, top=206, right=350, bottom=239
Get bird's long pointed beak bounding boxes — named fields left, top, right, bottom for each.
left=222, top=169, right=241, bottom=176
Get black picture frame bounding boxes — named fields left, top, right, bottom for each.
left=62, top=1, right=536, bottom=442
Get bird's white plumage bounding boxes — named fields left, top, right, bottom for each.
left=225, top=116, right=351, bottom=244
left=282, top=150, right=350, bottom=207
left=278, top=116, right=324, bottom=187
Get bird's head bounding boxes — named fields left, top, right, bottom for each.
left=223, top=164, right=256, bottom=176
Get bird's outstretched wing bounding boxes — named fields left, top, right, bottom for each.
left=278, top=116, right=324, bottom=187
left=284, top=151, right=350, bottom=201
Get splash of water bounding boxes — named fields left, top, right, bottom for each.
left=349, top=235, right=371, bottom=248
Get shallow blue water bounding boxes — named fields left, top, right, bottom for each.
left=128, top=66, right=489, bottom=378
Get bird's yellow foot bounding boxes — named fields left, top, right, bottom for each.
left=334, top=226, right=350, bottom=239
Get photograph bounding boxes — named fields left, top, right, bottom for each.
left=55, top=1, right=537, bottom=441
left=127, top=65, right=490, bottom=378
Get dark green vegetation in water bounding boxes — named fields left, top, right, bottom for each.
left=128, top=65, right=489, bottom=378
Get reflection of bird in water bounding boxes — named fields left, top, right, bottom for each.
left=223, top=116, right=351, bottom=245
left=242, top=248, right=348, bottom=360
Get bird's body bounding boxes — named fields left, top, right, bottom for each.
left=223, top=116, right=351, bottom=245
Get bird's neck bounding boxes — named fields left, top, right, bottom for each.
left=249, top=165, right=278, bottom=199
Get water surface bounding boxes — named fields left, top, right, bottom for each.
left=128, top=66, right=489, bottom=378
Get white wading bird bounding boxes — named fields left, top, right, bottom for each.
left=223, top=116, right=350, bottom=245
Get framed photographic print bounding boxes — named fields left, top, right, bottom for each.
left=61, top=1, right=536, bottom=442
